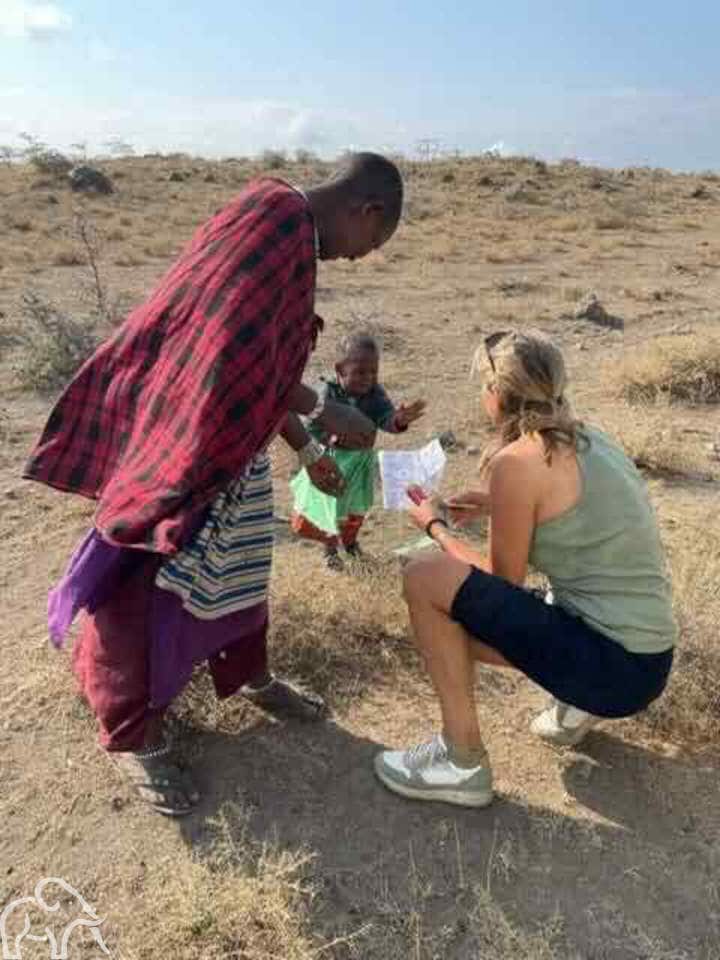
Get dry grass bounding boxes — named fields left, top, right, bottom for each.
left=469, top=890, right=562, bottom=959
left=111, top=804, right=319, bottom=960
left=2, top=152, right=720, bottom=960
left=611, top=407, right=715, bottom=479
left=2, top=291, right=98, bottom=392
left=643, top=530, right=720, bottom=742
left=618, top=330, right=720, bottom=404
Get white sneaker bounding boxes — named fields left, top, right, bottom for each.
left=530, top=699, right=600, bottom=746
left=374, top=733, right=493, bottom=808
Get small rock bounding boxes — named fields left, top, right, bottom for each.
left=706, top=442, right=720, bottom=462
left=466, top=446, right=480, bottom=456
left=588, top=175, right=621, bottom=193
left=68, top=165, right=114, bottom=195
left=46, top=193, right=59, bottom=205
left=477, top=174, right=494, bottom=187
left=438, top=430, right=464, bottom=452
left=497, top=277, right=535, bottom=296
left=441, top=171, right=455, bottom=184
left=574, top=294, right=624, bottom=331
left=690, top=184, right=711, bottom=200
left=3, top=486, right=19, bottom=500
left=204, top=172, right=218, bottom=183
left=168, top=170, right=187, bottom=182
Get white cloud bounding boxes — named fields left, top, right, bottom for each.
left=6, top=83, right=715, bottom=170
left=0, top=1, right=71, bottom=40
left=0, top=93, right=396, bottom=160
left=482, top=140, right=514, bottom=157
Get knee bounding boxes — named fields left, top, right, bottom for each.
left=402, top=555, right=445, bottom=606
left=402, top=559, right=426, bottom=604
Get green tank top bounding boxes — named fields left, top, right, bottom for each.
left=528, top=428, right=677, bottom=654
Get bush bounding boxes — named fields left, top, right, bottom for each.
left=293, top=148, right=318, bottom=164
left=29, top=149, right=73, bottom=176
left=9, top=292, right=98, bottom=393
left=618, top=331, right=720, bottom=404
left=261, top=149, right=287, bottom=169
left=641, top=531, right=720, bottom=743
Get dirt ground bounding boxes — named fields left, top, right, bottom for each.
left=0, top=154, right=718, bottom=959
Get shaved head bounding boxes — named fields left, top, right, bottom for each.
left=304, top=151, right=404, bottom=260
left=330, top=152, right=403, bottom=230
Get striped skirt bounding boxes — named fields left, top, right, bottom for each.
left=155, top=453, right=274, bottom=620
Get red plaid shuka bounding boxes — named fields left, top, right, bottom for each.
left=24, top=179, right=318, bottom=554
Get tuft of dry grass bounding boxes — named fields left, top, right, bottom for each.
left=269, top=549, right=412, bottom=706
left=618, top=330, right=720, bottom=404
left=112, top=803, right=319, bottom=960
left=642, top=530, right=720, bottom=743
left=611, top=410, right=714, bottom=479
left=469, top=889, right=563, bottom=959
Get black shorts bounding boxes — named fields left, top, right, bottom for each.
left=451, top=568, right=673, bottom=718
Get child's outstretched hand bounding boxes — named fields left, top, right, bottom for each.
left=395, top=399, right=426, bottom=430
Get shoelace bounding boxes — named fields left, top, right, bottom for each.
left=404, top=734, right=447, bottom=772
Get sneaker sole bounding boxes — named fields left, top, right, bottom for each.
left=531, top=720, right=598, bottom=747
left=373, top=758, right=493, bottom=808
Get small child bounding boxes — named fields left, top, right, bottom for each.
left=291, top=332, right=425, bottom=569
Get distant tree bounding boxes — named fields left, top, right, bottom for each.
left=261, top=149, right=287, bottom=169
left=103, top=137, right=136, bottom=157
left=294, top=148, right=318, bottom=164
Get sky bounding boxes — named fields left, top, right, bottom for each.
left=2, top=0, right=720, bottom=170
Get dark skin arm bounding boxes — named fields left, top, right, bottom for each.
left=279, top=412, right=344, bottom=496
left=286, top=383, right=376, bottom=439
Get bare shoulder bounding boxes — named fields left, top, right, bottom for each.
left=488, top=438, right=543, bottom=479
left=487, top=440, right=543, bottom=499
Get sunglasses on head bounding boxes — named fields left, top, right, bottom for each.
left=483, top=331, right=510, bottom=373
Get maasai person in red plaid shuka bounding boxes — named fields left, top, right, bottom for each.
left=24, top=153, right=403, bottom=817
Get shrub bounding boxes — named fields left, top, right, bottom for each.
left=618, top=331, right=720, bottom=404
left=29, top=149, right=73, bottom=176
left=262, top=150, right=287, bottom=169
left=9, top=292, right=98, bottom=393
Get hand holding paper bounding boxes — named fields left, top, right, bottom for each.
left=378, top=439, right=447, bottom=510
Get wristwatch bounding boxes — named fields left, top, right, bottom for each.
left=425, top=518, right=449, bottom=539
left=298, top=439, right=326, bottom=468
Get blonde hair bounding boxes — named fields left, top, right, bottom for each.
left=474, top=329, right=584, bottom=471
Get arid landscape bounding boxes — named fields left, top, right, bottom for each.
left=1, top=151, right=718, bottom=958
